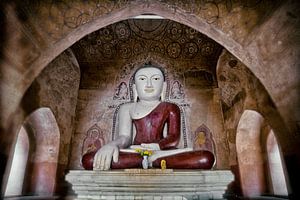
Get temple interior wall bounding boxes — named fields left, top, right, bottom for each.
left=0, top=0, right=299, bottom=198
left=69, top=63, right=227, bottom=169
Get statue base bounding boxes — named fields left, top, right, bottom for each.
left=123, top=168, right=173, bottom=173
left=66, top=169, right=234, bottom=200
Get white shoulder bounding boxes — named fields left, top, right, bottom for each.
left=119, top=102, right=134, bottom=116
left=119, top=102, right=134, bottom=110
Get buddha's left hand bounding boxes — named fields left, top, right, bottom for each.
left=141, top=143, right=160, bottom=151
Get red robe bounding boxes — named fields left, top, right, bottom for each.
left=133, top=102, right=180, bottom=150
left=83, top=102, right=215, bottom=170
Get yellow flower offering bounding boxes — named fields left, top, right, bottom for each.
left=135, top=148, right=142, bottom=153
left=161, top=159, right=167, bottom=170
left=135, top=149, right=153, bottom=156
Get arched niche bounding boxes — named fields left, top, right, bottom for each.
left=266, top=130, right=288, bottom=196
left=237, top=110, right=290, bottom=198
left=4, top=126, right=29, bottom=196
left=236, top=110, right=266, bottom=197
left=22, top=107, right=60, bottom=196
left=215, top=49, right=294, bottom=197
left=3, top=107, right=60, bottom=197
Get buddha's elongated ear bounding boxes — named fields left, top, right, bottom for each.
left=132, top=84, right=138, bottom=102
left=161, top=82, right=167, bottom=101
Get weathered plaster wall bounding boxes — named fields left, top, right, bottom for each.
left=1, top=0, right=300, bottom=197
left=244, top=1, right=300, bottom=139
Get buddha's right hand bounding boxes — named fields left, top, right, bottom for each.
left=93, top=144, right=119, bottom=170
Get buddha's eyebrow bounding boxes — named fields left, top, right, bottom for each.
left=151, top=74, right=163, bottom=78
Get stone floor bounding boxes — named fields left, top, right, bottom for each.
left=3, top=195, right=290, bottom=200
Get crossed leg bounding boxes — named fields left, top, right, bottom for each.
left=111, top=150, right=215, bottom=169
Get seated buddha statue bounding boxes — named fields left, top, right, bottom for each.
left=82, top=64, right=215, bottom=170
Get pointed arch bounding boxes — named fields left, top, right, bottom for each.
left=23, top=107, right=60, bottom=196
left=236, top=110, right=266, bottom=197
left=4, top=126, right=29, bottom=196
left=266, top=130, right=289, bottom=196
left=3, top=107, right=60, bottom=197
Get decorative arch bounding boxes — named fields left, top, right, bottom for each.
left=22, top=2, right=259, bottom=105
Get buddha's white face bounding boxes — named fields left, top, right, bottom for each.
left=134, top=67, right=164, bottom=101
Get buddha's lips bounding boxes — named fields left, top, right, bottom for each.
left=144, top=88, right=154, bottom=93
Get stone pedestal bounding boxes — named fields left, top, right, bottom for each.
left=66, top=169, right=234, bottom=200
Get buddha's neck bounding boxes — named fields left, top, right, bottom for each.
left=138, top=99, right=161, bottom=106
left=131, top=99, right=161, bottom=119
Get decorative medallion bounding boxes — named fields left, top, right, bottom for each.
left=183, top=42, right=198, bottom=58
left=150, top=42, right=165, bottom=55
left=167, top=42, right=181, bottom=58
left=101, top=43, right=115, bottom=58
left=167, top=22, right=183, bottom=40
left=99, top=28, right=114, bottom=41
left=115, top=22, right=131, bottom=40
left=185, top=27, right=197, bottom=40
left=133, top=42, right=144, bottom=56
left=201, top=42, right=215, bottom=56
left=118, top=42, right=132, bottom=59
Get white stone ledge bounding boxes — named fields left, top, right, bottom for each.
left=66, top=169, right=234, bottom=200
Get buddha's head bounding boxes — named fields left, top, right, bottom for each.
left=133, top=64, right=167, bottom=102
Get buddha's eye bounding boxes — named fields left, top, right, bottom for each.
left=153, top=77, right=160, bottom=81
left=139, top=77, right=146, bottom=81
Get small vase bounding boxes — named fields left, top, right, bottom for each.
left=142, top=156, right=148, bottom=169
